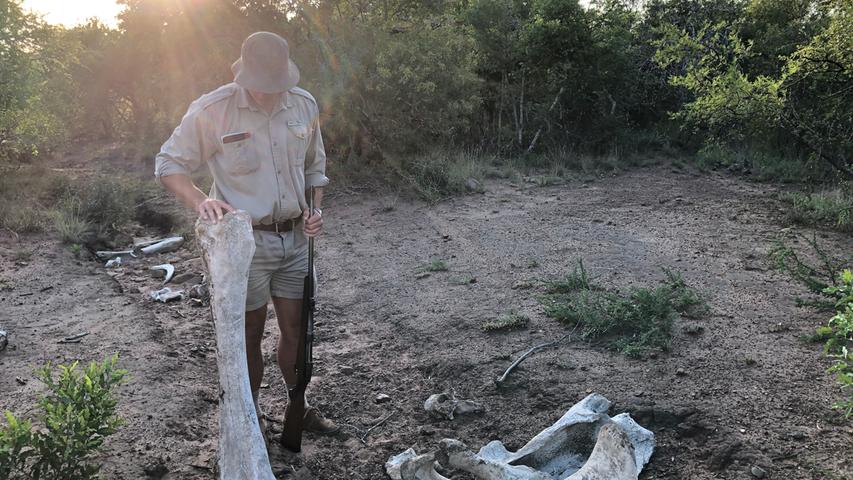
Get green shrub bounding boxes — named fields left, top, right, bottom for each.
left=0, top=355, right=127, bottom=479
left=539, top=261, right=708, bottom=357
left=770, top=235, right=852, bottom=308
left=829, top=345, right=853, bottom=418
left=823, top=270, right=853, bottom=417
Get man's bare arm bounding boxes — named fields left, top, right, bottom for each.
left=161, top=174, right=234, bottom=222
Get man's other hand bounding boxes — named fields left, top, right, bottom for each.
left=197, top=198, right=236, bottom=222
left=302, top=208, right=323, bottom=237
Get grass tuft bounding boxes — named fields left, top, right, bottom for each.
left=781, top=187, right=853, bottom=232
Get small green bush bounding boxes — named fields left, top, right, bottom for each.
left=0, top=355, right=127, bottom=479
left=823, top=270, right=853, bottom=417
left=417, top=259, right=449, bottom=273
left=483, top=311, right=529, bottom=332
left=829, top=345, right=853, bottom=418
left=539, top=261, right=708, bottom=357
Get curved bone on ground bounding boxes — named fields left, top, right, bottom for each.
left=424, top=392, right=485, bottom=420
left=196, top=212, right=274, bottom=480
left=386, top=449, right=450, bottom=480
left=150, top=264, right=175, bottom=284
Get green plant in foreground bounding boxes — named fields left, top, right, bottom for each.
left=828, top=346, right=853, bottom=418
left=418, top=259, right=449, bottom=273
left=539, top=261, right=708, bottom=357
left=0, top=355, right=127, bottom=479
left=483, top=312, right=530, bottom=332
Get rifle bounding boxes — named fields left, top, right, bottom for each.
left=280, top=187, right=316, bottom=452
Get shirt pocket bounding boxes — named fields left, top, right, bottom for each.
left=286, top=120, right=311, bottom=166
left=221, top=133, right=259, bottom=176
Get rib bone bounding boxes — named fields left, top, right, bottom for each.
left=196, top=212, right=274, bottom=480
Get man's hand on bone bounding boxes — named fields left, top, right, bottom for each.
left=302, top=208, right=323, bottom=237
left=196, top=198, right=236, bottom=222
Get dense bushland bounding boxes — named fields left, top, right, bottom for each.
left=0, top=0, right=850, bottom=221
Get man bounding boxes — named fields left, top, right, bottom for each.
left=155, top=31, right=338, bottom=435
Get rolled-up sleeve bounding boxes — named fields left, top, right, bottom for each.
left=154, top=102, right=216, bottom=181
left=304, top=116, right=330, bottom=188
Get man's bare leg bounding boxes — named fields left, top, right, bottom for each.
left=270, top=297, right=300, bottom=386
left=271, top=296, right=338, bottom=434
left=245, top=305, right=268, bottom=398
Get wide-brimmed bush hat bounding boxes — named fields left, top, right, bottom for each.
left=231, top=31, right=300, bottom=93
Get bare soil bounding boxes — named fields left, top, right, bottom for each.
left=2, top=167, right=852, bottom=479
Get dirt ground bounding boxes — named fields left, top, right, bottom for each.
left=1, top=166, right=852, bottom=479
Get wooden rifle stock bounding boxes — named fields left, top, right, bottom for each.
left=280, top=187, right=316, bottom=452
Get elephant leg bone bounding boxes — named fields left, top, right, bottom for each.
left=196, top=212, right=275, bottom=480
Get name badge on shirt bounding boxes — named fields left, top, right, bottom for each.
left=222, top=132, right=251, bottom=144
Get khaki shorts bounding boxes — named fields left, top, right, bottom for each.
left=246, top=229, right=309, bottom=311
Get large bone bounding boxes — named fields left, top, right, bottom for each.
left=390, top=394, right=655, bottom=480
left=196, top=212, right=274, bottom=480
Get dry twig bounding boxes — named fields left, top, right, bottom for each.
left=495, top=325, right=577, bottom=386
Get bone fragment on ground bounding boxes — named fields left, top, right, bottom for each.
left=196, top=212, right=275, bottom=480
left=0, top=329, right=7, bottom=352
left=149, top=287, right=184, bottom=303
left=140, top=236, right=184, bottom=255
left=424, top=392, right=484, bottom=420
left=95, top=249, right=135, bottom=261
left=388, top=394, right=654, bottom=480
left=105, top=257, right=122, bottom=268
left=386, top=449, right=450, bottom=480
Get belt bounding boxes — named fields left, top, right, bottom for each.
left=253, top=217, right=301, bottom=233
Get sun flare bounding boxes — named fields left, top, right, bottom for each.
left=21, top=0, right=124, bottom=28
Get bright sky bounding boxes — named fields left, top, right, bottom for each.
left=20, top=0, right=598, bottom=29
left=21, top=0, right=124, bottom=28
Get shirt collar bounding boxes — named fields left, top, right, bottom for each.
left=236, top=86, right=292, bottom=113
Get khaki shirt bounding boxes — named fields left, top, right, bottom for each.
left=154, top=83, right=329, bottom=224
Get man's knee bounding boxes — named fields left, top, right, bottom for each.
left=245, top=305, right=267, bottom=347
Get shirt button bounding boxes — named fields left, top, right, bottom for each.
left=277, top=170, right=282, bottom=174
left=273, top=142, right=278, bottom=146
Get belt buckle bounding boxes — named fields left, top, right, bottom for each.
left=274, top=222, right=281, bottom=233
